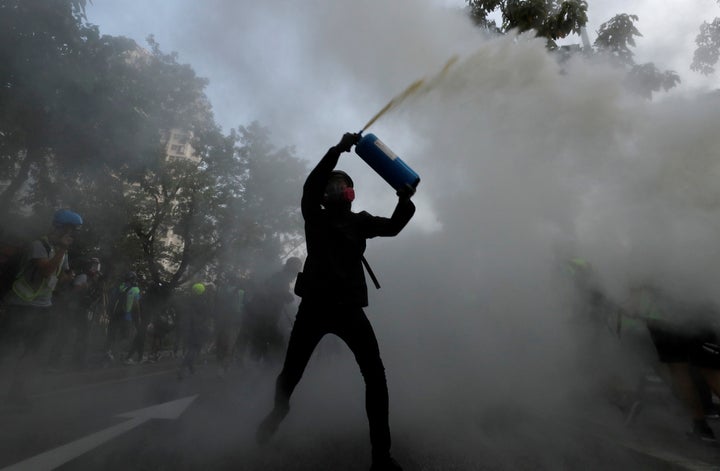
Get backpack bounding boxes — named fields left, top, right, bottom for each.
left=0, top=239, right=52, bottom=301
left=0, top=243, right=23, bottom=300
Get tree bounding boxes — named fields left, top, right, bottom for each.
left=228, top=122, right=306, bottom=274
left=0, top=0, right=143, bottom=211
left=125, top=119, right=306, bottom=292
left=0, top=0, right=306, bottom=297
left=593, top=13, right=680, bottom=99
left=593, top=13, right=639, bottom=65
left=467, top=0, right=589, bottom=48
left=464, top=1, right=679, bottom=98
left=691, top=2, right=720, bottom=75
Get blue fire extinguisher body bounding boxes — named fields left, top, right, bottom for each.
left=355, top=133, right=420, bottom=194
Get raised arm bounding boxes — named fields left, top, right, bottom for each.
left=362, top=193, right=416, bottom=238
left=301, top=133, right=360, bottom=219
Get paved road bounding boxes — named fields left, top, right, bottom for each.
left=0, top=356, right=718, bottom=470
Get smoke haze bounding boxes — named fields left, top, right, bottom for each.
left=81, top=0, right=720, bottom=466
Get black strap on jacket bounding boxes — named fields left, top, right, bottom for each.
left=361, top=256, right=380, bottom=290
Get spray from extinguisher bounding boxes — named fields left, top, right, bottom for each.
left=354, top=55, right=459, bottom=195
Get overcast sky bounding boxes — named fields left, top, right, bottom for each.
left=83, top=0, right=720, bottom=243
left=86, top=0, right=720, bottom=155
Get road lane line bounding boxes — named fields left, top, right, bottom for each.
left=0, top=395, right=198, bottom=471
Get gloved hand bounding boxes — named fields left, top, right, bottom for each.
left=396, top=184, right=416, bottom=199
left=337, top=132, right=361, bottom=153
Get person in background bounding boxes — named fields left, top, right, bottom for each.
left=47, top=257, right=103, bottom=370
left=627, top=285, right=720, bottom=443
left=104, top=271, right=140, bottom=364
left=214, top=273, right=245, bottom=376
left=256, top=133, right=415, bottom=471
left=71, top=257, right=103, bottom=368
left=177, top=282, right=210, bottom=380
left=147, top=303, right=175, bottom=363
left=0, top=209, right=82, bottom=405
left=236, top=258, right=301, bottom=367
left=123, top=271, right=146, bottom=365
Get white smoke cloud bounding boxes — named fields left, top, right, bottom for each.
left=86, top=0, right=720, bottom=464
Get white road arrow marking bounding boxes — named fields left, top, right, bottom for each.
left=0, top=395, right=198, bottom=471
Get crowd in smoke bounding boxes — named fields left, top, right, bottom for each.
left=4, top=0, right=720, bottom=467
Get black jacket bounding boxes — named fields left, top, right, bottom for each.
left=299, top=144, right=415, bottom=307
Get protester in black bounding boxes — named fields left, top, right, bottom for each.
left=256, top=132, right=415, bottom=471
left=177, top=283, right=210, bottom=380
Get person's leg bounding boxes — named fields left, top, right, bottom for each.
left=178, top=341, right=198, bottom=378
left=9, top=307, right=53, bottom=404
left=105, top=317, right=116, bottom=353
left=690, top=366, right=715, bottom=414
left=232, top=324, right=250, bottom=367
left=216, top=328, right=228, bottom=364
left=667, top=363, right=706, bottom=420
left=215, top=326, right=230, bottom=373
left=266, top=326, right=286, bottom=366
left=119, top=318, right=132, bottom=355
left=71, top=309, right=89, bottom=368
left=125, top=318, right=139, bottom=361
left=646, top=324, right=716, bottom=440
left=257, top=301, right=325, bottom=444
left=135, top=321, right=147, bottom=361
left=334, top=307, right=392, bottom=463
left=187, top=344, right=199, bottom=373
left=699, top=368, right=720, bottom=398
left=0, top=307, right=26, bottom=399
left=46, top=305, right=68, bottom=369
left=274, top=305, right=325, bottom=407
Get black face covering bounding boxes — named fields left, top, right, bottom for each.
left=326, top=185, right=355, bottom=203
left=324, top=175, right=355, bottom=206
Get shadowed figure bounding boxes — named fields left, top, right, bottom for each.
left=234, top=258, right=300, bottom=367
left=0, top=209, right=82, bottom=405
left=256, top=132, right=415, bottom=471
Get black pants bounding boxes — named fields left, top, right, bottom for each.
left=126, top=316, right=147, bottom=361
left=105, top=317, right=129, bottom=352
left=47, top=306, right=89, bottom=368
left=0, top=305, right=54, bottom=398
left=274, top=300, right=391, bottom=459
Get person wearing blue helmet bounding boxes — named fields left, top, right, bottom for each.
left=52, top=209, right=84, bottom=228
left=0, top=209, right=82, bottom=405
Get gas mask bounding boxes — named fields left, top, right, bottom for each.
left=324, top=172, right=355, bottom=205
left=325, top=183, right=355, bottom=203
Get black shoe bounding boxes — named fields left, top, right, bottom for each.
left=688, top=420, right=717, bottom=444
left=256, top=405, right=289, bottom=445
left=370, top=455, right=403, bottom=471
